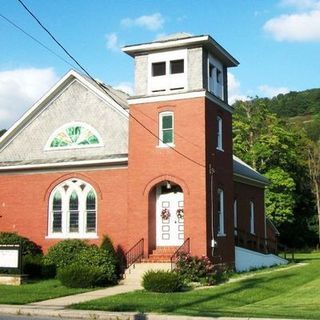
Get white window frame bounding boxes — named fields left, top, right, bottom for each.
left=234, top=199, right=238, bottom=235
left=47, top=178, right=98, bottom=239
left=217, top=116, right=223, bottom=151
left=250, top=201, right=255, bottom=235
left=158, top=111, right=174, bottom=147
left=217, top=188, right=225, bottom=236
left=208, top=55, right=224, bottom=100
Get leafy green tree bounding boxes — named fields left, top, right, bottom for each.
left=0, top=129, right=6, bottom=137
left=264, top=168, right=295, bottom=225
left=233, top=98, right=317, bottom=247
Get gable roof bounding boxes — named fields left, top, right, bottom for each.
left=0, top=70, right=129, bottom=152
left=0, top=69, right=268, bottom=188
left=233, top=155, right=269, bottom=187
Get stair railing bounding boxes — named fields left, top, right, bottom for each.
left=170, top=238, right=190, bottom=271
left=125, top=238, right=144, bottom=270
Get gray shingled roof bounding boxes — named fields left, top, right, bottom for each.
left=233, top=155, right=269, bottom=186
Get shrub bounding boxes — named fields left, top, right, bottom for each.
left=57, top=264, right=108, bottom=288
left=175, top=253, right=231, bottom=285
left=22, top=254, right=43, bottom=278
left=175, top=253, right=214, bottom=282
left=100, top=235, right=123, bottom=278
left=0, top=232, right=42, bottom=256
left=142, top=270, right=183, bottom=292
left=43, top=239, right=89, bottom=272
left=76, top=245, right=117, bottom=285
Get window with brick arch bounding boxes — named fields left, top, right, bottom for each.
left=159, top=111, right=174, bottom=147
left=48, top=179, right=97, bottom=238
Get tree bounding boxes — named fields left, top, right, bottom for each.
left=307, top=141, right=320, bottom=245
left=0, top=129, right=6, bottom=137
left=233, top=98, right=316, bottom=247
left=264, top=168, right=295, bottom=225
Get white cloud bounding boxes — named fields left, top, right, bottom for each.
left=264, top=0, right=320, bottom=41
left=0, top=68, right=58, bottom=129
left=105, top=33, right=122, bottom=52
left=114, top=82, right=134, bottom=95
left=264, top=10, right=320, bottom=41
left=228, top=72, right=248, bottom=104
left=121, top=13, right=164, bottom=31
left=280, top=0, right=320, bottom=10
left=258, top=84, right=290, bottom=97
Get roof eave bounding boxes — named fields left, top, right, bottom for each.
left=122, top=35, right=239, bottom=68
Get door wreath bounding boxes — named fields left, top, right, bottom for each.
left=161, top=208, right=170, bottom=220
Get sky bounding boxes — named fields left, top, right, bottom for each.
left=0, top=0, right=320, bottom=129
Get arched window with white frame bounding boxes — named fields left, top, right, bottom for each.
left=250, top=201, right=255, bottom=234
left=217, top=116, right=223, bottom=151
left=48, top=178, right=97, bottom=238
left=159, top=111, right=174, bottom=147
left=217, top=188, right=225, bottom=236
left=234, top=199, right=238, bottom=235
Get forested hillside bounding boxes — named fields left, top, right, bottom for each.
left=232, top=89, right=320, bottom=248
left=265, top=88, right=320, bottom=118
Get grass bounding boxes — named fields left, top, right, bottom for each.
left=0, top=279, right=92, bottom=304
left=73, top=252, right=320, bottom=319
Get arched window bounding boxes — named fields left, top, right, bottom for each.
left=48, top=179, right=97, bottom=238
left=234, top=199, right=238, bottom=235
left=217, top=116, right=223, bottom=151
left=217, top=188, right=225, bottom=236
left=250, top=201, right=255, bottom=234
left=46, top=122, right=102, bottom=150
left=159, top=111, right=174, bottom=147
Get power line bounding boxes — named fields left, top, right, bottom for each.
left=17, top=0, right=205, bottom=168
left=0, top=13, right=79, bottom=71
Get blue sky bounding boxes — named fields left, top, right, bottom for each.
left=1, top=0, right=320, bottom=128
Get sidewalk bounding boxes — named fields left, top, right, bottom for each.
left=0, top=304, right=298, bottom=320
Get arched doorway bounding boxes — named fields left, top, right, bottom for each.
left=156, top=181, right=184, bottom=246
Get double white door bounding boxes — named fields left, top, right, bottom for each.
left=156, top=190, right=184, bottom=246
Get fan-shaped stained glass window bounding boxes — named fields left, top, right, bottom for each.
left=48, top=123, right=101, bottom=148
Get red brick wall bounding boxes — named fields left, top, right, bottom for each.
left=128, top=97, right=208, bottom=257
left=205, top=99, right=235, bottom=266
left=0, top=169, right=128, bottom=253
left=234, top=181, right=266, bottom=240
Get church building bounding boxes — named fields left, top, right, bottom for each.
left=0, top=33, right=285, bottom=271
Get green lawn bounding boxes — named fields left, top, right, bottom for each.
left=73, top=252, right=320, bottom=319
left=0, top=279, right=92, bottom=304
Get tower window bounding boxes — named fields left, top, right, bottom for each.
left=159, top=111, right=174, bottom=146
left=217, top=116, right=223, bottom=151
left=152, top=62, right=166, bottom=76
left=170, top=59, right=184, bottom=74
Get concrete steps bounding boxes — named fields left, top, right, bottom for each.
left=121, top=262, right=171, bottom=287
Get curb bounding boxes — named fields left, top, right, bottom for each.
left=0, top=305, right=300, bottom=320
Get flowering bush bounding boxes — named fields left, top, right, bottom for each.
left=175, top=253, right=229, bottom=285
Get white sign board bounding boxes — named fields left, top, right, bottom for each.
left=0, top=249, right=19, bottom=268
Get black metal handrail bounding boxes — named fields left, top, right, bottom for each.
left=125, top=238, right=144, bottom=269
left=170, top=237, right=190, bottom=270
